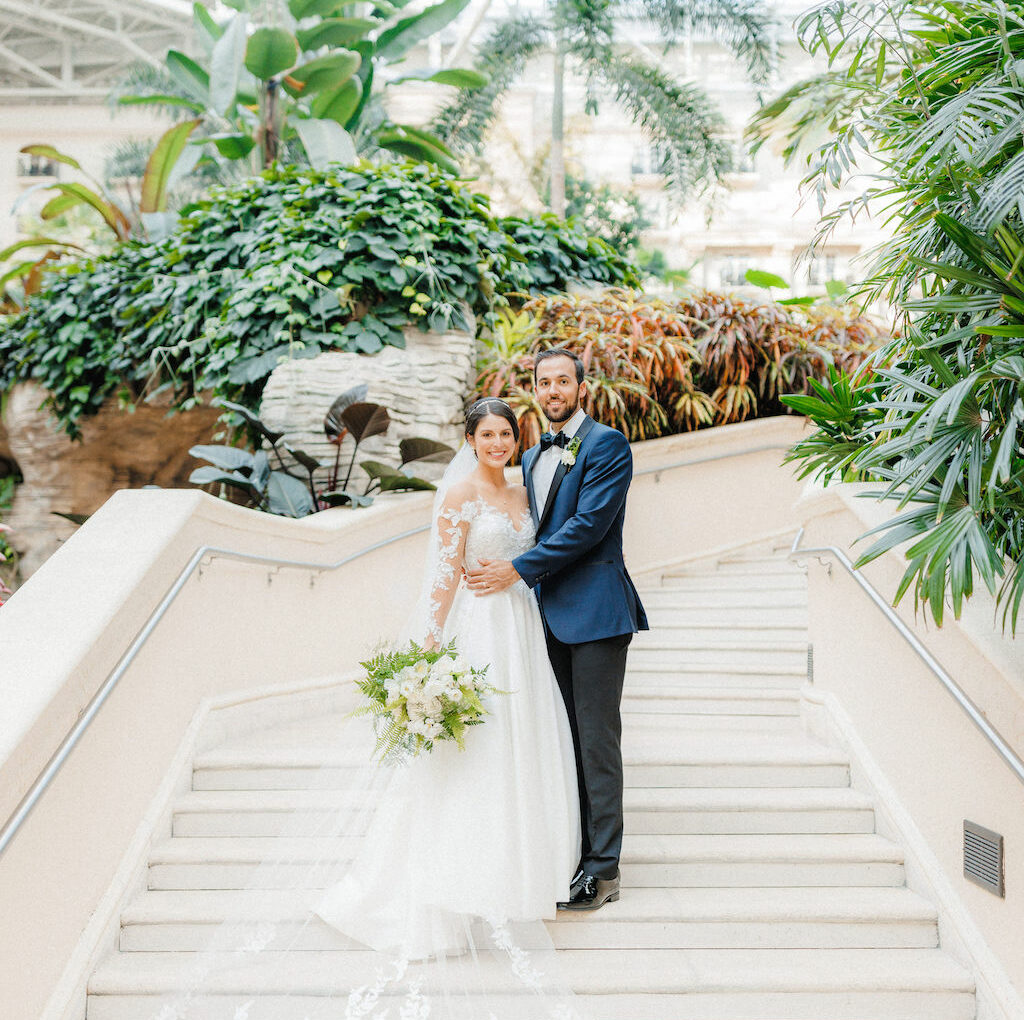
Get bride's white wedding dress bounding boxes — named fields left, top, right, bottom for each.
left=137, top=467, right=586, bottom=1020
left=314, top=493, right=582, bottom=958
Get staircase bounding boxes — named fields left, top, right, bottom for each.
left=85, top=538, right=977, bottom=1019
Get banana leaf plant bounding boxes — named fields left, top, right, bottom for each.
left=118, top=0, right=488, bottom=177
left=0, top=126, right=201, bottom=308
left=189, top=390, right=454, bottom=516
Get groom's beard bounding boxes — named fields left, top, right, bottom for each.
left=542, top=395, right=579, bottom=425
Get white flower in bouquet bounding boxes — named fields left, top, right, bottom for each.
left=354, top=639, right=503, bottom=763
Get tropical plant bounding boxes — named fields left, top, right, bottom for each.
left=432, top=1, right=778, bottom=214
left=190, top=390, right=454, bottom=516
left=0, top=127, right=201, bottom=307
left=751, top=1, right=1024, bottom=629
left=0, top=163, right=637, bottom=440
left=0, top=475, right=16, bottom=606
left=558, top=174, right=650, bottom=254
left=476, top=288, right=883, bottom=455
left=116, top=0, right=487, bottom=181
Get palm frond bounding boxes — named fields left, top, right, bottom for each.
left=432, top=14, right=549, bottom=154
left=599, top=56, right=731, bottom=202
left=637, top=0, right=778, bottom=84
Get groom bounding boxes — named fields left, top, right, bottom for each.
left=466, top=347, right=648, bottom=910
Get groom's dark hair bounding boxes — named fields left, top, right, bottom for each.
left=534, top=347, right=585, bottom=384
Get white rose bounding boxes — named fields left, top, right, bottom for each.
left=450, top=655, right=470, bottom=676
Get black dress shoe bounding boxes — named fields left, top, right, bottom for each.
left=557, top=872, right=620, bottom=911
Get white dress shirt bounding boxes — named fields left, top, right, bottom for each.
left=531, top=407, right=586, bottom=515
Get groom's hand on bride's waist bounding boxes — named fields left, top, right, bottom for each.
left=465, top=558, right=520, bottom=595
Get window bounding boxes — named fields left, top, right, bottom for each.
left=717, top=255, right=750, bottom=288
left=631, top=144, right=667, bottom=176
left=17, top=153, right=58, bottom=178
left=807, top=253, right=839, bottom=286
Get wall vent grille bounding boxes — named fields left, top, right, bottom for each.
left=806, top=643, right=814, bottom=685
left=964, top=820, right=1004, bottom=897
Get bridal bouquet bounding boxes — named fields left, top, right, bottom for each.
left=354, top=640, right=500, bottom=762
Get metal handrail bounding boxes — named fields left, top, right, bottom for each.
left=0, top=525, right=429, bottom=860
left=789, top=527, right=1024, bottom=788
left=634, top=442, right=792, bottom=479
left=0, top=436, right=796, bottom=859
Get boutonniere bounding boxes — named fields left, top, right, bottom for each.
left=560, top=436, right=582, bottom=467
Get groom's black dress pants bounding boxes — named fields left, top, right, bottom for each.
left=545, top=628, right=632, bottom=881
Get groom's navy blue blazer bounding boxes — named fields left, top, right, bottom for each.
left=512, top=414, right=648, bottom=644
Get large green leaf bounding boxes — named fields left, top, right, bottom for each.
left=391, top=68, right=488, bottom=88
left=379, top=474, right=436, bottom=492
left=295, top=118, right=357, bottom=170
left=39, top=193, right=85, bottom=220
left=399, top=437, right=456, bottom=464
left=189, top=465, right=259, bottom=493
left=376, top=125, right=458, bottom=172
left=296, top=18, right=376, bottom=50
left=193, top=2, right=224, bottom=43
left=340, top=401, right=391, bottom=442
left=42, top=182, right=131, bottom=238
left=267, top=470, right=315, bottom=516
left=19, top=144, right=82, bottom=172
left=206, top=133, right=257, bottom=159
left=744, top=269, right=789, bottom=289
left=374, top=0, right=472, bottom=63
left=289, top=0, right=346, bottom=17
left=0, top=236, right=85, bottom=261
left=165, top=50, right=211, bottom=103
left=245, top=28, right=299, bottom=80
left=118, top=94, right=206, bottom=114
left=140, top=120, right=202, bottom=213
left=309, top=79, right=362, bottom=124
left=210, top=12, right=249, bottom=114
left=324, top=384, right=369, bottom=442
left=284, top=51, right=361, bottom=96
left=189, top=444, right=255, bottom=472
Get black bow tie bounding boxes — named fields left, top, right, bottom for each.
left=540, top=431, right=568, bottom=450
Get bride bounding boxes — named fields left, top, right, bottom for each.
left=143, top=397, right=584, bottom=1020
left=314, top=396, right=582, bottom=954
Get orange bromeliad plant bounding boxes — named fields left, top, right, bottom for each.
left=476, top=289, right=886, bottom=461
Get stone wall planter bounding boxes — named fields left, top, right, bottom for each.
left=1, top=383, right=221, bottom=577
left=259, top=322, right=476, bottom=487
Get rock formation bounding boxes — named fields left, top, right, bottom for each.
left=259, top=323, right=476, bottom=486
left=1, top=383, right=220, bottom=577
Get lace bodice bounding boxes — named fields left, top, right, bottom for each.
left=426, top=497, right=534, bottom=644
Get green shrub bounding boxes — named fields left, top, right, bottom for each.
left=0, top=161, right=638, bottom=438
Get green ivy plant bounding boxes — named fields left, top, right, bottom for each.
left=0, top=161, right=638, bottom=438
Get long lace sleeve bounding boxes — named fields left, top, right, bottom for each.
left=425, top=496, right=472, bottom=646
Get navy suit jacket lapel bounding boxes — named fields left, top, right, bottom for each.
left=522, top=446, right=540, bottom=529
left=538, top=415, right=596, bottom=531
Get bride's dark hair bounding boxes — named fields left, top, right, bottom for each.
left=465, top=397, right=520, bottom=442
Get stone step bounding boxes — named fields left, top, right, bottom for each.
left=174, top=786, right=869, bottom=841
left=87, top=948, right=974, bottom=1020
left=189, top=737, right=850, bottom=802
left=119, top=886, right=937, bottom=953
left=620, top=686, right=801, bottom=716
left=655, top=573, right=807, bottom=592
left=638, top=623, right=810, bottom=643
left=628, top=643, right=806, bottom=669
left=643, top=606, right=808, bottom=629
left=147, top=833, right=907, bottom=891
left=713, top=559, right=805, bottom=575
left=625, top=665, right=806, bottom=689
